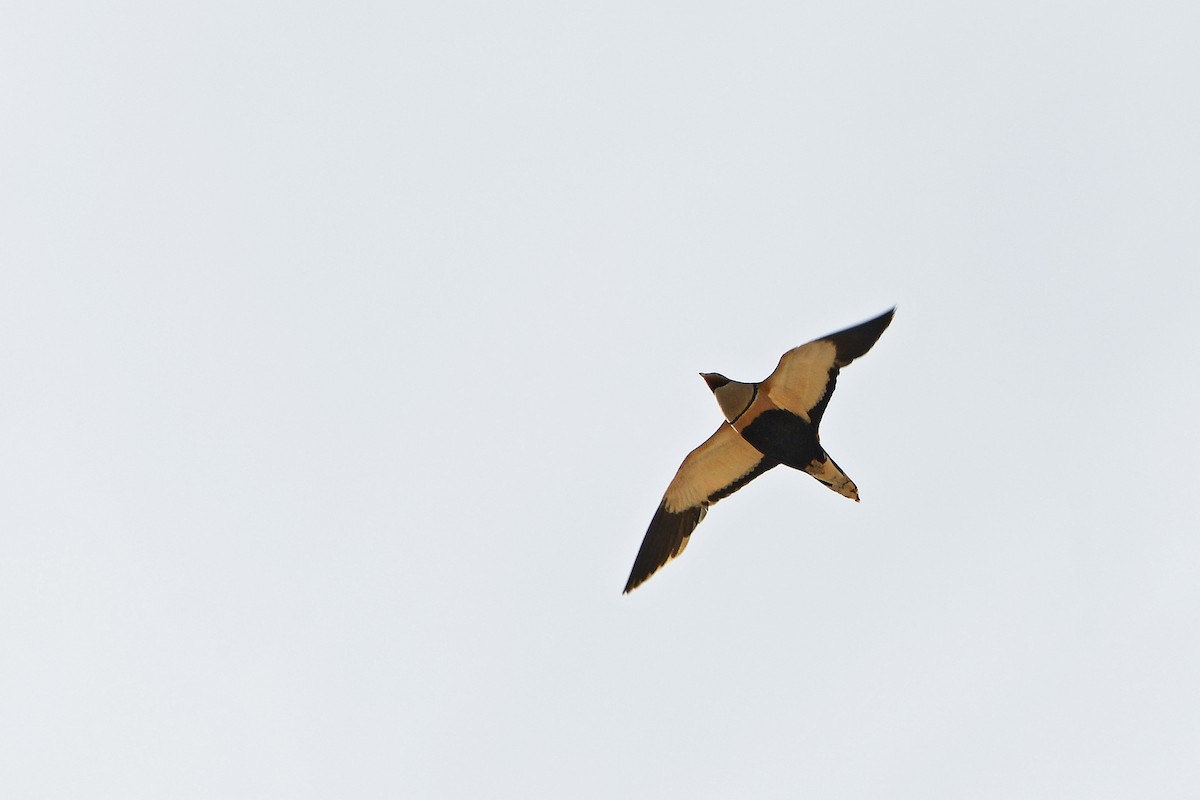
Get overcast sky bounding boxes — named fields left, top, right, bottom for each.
left=3, top=1, right=1199, bottom=798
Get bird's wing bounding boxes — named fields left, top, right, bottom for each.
left=623, top=423, right=776, bottom=593
left=763, top=308, right=894, bottom=427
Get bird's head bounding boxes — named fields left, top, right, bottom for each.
left=700, top=373, right=755, bottom=424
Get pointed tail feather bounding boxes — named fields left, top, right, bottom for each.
left=803, top=453, right=859, bottom=501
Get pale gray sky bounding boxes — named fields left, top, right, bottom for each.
left=3, top=1, right=1199, bottom=798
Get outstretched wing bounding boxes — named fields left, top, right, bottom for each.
left=763, top=308, right=894, bottom=427
left=623, top=423, right=777, bottom=593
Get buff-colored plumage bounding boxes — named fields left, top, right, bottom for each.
left=623, top=308, right=894, bottom=594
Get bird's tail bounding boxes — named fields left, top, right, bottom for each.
left=804, top=452, right=859, bottom=501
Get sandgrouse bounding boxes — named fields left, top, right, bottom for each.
left=623, top=308, right=894, bottom=593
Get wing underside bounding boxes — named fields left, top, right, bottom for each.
left=764, top=308, right=894, bottom=422
left=623, top=424, right=776, bottom=593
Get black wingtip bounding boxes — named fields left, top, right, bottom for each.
left=825, top=307, right=895, bottom=365
left=622, top=568, right=647, bottom=595
left=622, top=503, right=703, bottom=595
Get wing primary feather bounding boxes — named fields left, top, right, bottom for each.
left=823, top=307, right=894, bottom=366
left=622, top=504, right=705, bottom=594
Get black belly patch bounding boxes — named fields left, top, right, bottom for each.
left=741, top=409, right=822, bottom=470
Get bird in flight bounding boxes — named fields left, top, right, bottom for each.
left=623, top=308, right=894, bottom=593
